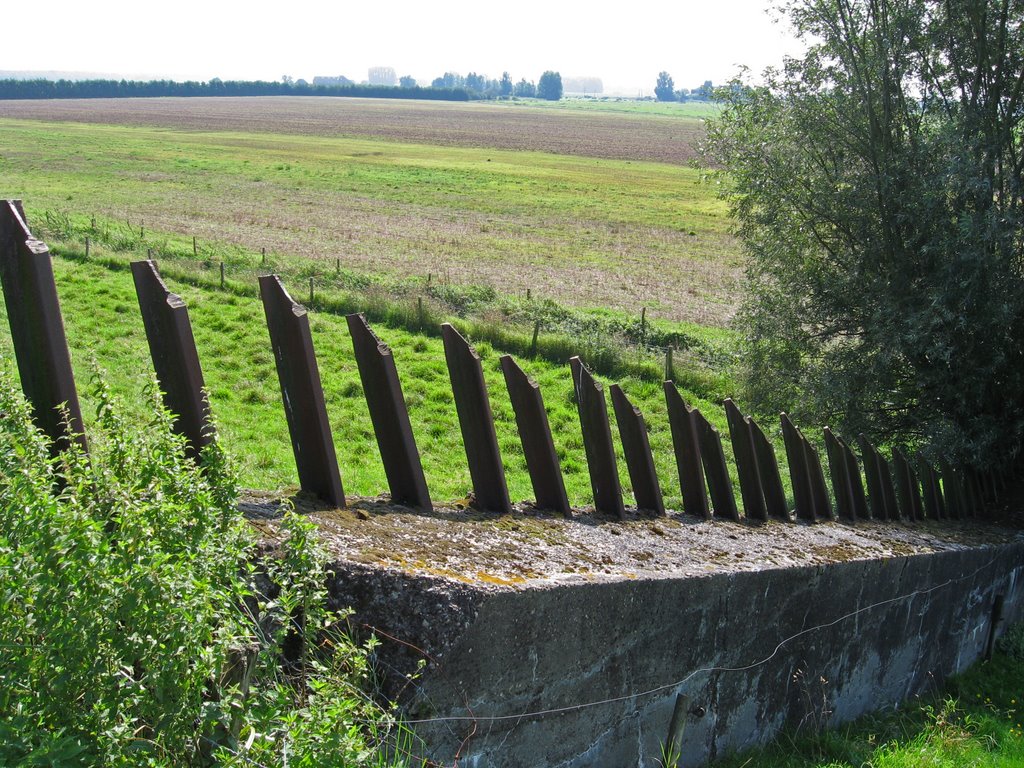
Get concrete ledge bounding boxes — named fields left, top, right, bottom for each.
left=250, top=501, right=1024, bottom=766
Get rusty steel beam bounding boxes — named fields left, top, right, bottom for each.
left=805, top=437, right=834, bottom=520
left=939, top=459, right=962, bottom=520
left=500, top=354, right=570, bottom=515
left=824, top=428, right=855, bottom=522
left=260, top=275, right=345, bottom=507
left=664, top=382, right=710, bottom=519
left=781, top=413, right=814, bottom=522
left=839, top=438, right=868, bottom=520
left=858, top=435, right=887, bottom=521
left=879, top=454, right=900, bottom=521
left=892, top=447, right=922, bottom=521
left=611, top=384, right=665, bottom=515
left=131, top=260, right=212, bottom=461
left=919, top=456, right=941, bottom=520
left=749, top=417, right=790, bottom=521
left=692, top=408, right=739, bottom=521
left=724, top=398, right=767, bottom=522
left=0, top=200, right=86, bottom=455
left=441, top=323, right=512, bottom=514
left=347, top=314, right=431, bottom=510
left=570, top=356, right=625, bottom=519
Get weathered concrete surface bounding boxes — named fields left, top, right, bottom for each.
left=249, top=502, right=1024, bottom=767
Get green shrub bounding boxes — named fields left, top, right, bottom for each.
left=0, top=369, right=406, bottom=767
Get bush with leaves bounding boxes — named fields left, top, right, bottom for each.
left=703, top=0, right=1024, bottom=467
left=0, top=367, right=407, bottom=767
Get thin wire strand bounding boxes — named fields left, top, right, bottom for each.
left=400, top=554, right=1003, bottom=725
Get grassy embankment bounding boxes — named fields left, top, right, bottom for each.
left=0, top=114, right=758, bottom=506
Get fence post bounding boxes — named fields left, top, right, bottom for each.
left=611, top=384, right=665, bottom=515
left=919, top=456, right=941, bottom=520
left=805, top=436, right=834, bottom=520
left=781, top=413, right=815, bottom=522
left=259, top=275, right=345, bottom=507
left=570, top=356, right=625, bottom=519
left=939, top=459, right=962, bottom=519
left=879, top=454, right=900, bottom=520
left=131, top=260, right=213, bottom=460
left=664, top=382, right=711, bottom=519
left=892, top=447, right=923, bottom=521
left=441, top=324, right=512, bottom=513
left=724, top=399, right=767, bottom=521
left=842, top=439, right=869, bottom=519
left=824, top=428, right=855, bottom=522
left=858, top=435, right=887, bottom=520
left=0, top=200, right=87, bottom=454
left=347, top=314, right=431, bottom=510
left=500, top=355, right=570, bottom=515
left=749, top=416, right=790, bottom=520
left=693, top=408, right=739, bottom=521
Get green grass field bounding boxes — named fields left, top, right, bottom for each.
left=0, top=116, right=740, bottom=326
left=0, top=237, right=742, bottom=506
left=513, top=97, right=724, bottom=119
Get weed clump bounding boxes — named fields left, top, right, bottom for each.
left=0, top=369, right=406, bottom=767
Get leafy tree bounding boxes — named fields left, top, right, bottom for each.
left=499, top=71, right=513, bottom=97
left=693, top=79, right=713, bottom=100
left=399, top=75, right=417, bottom=88
left=513, top=78, right=536, bottom=98
left=703, top=0, right=1024, bottom=468
left=465, top=71, right=487, bottom=92
left=537, top=70, right=563, bottom=100
left=654, top=71, right=675, bottom=102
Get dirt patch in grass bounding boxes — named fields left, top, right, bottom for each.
left=0, top=96, right=706, bottom=165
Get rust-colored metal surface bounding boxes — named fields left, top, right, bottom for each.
left=664, top=381, right=710, bottom=519
left=441, top=323, right=511, bottom=513
left=347, top=314, right=431, bottom=510
left=131, top=259, right=212, bottom=460
left=570, top=356, right=624, bottom=519
left=824, top=428, right=855, bottom=522
left=259, top=274, right=345, bottom=507
left=781, top=413, right=815, bottom=522
left=893, top=447, right=923, bottom=521
left=0, top=200, right=86, bottom=455
left=610, top=384, right=664, bottom=515
left=500, top=354, right=570, bottom=515
left=749, top=416, right=789, bottom=521
left=724, top=398, right=767, bottom=521
left=693, top=408, right=739, bottom=521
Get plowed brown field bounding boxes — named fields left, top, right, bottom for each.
left=0, top=96, right=704, bottom=165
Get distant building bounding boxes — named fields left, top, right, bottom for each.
left=562, top=76, right=604, bottom=95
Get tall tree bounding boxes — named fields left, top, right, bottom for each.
left=499, top=71, right=513, bottom=98
left=655, top=71, right=675, bottom=101
left=703, top=0, right=1024, bottom=468
left=537, top=70, right=563, bottom=101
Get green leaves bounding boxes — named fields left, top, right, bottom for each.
left=703, top=0, right=1024, bottom=466
left=0, top=369, right=405, bottom=767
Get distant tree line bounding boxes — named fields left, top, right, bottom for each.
left=654, top=72, right=716, bottom=102
left=0, top=78, right=472, bottom=102
left=0, top=68, right=576, bottom=102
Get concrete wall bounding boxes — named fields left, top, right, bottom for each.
left=330, top=541, right=1024, bottom=767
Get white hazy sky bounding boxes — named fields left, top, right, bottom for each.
left=3, top=0, right=804, bottom=95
